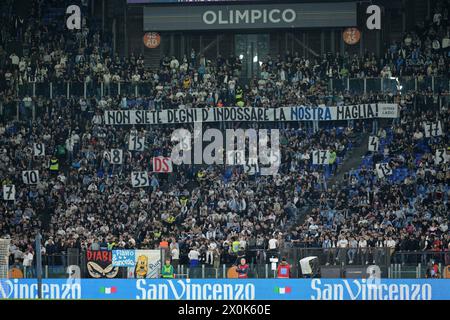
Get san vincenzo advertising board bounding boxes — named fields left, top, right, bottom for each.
left=1, top=279, right=449, bottom=300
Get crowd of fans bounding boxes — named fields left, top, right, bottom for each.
left=1, top=89, right=448, bottom=273
left=0, top=97, right=355, bottom=266
left=1, top=0, right=449, bottom=112
left=0, top=0, right=449, bottom=277
left=291, top=104, right=449, bottom=266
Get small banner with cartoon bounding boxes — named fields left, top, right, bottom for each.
left=127, top=250, right=161, bottom=279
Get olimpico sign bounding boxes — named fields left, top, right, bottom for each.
left=143, top=3, right=356, bottom=31
left=202, top=9, right=296, bottom=25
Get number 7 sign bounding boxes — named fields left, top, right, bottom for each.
left=3, top=185, right=16, bottom=201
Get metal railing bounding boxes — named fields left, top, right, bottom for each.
left=328, top=76, right=450, bottom=94
left=16, top=80, right=154, bottom=100
left=2, top=76, right=448, bottom=123
left=11, top=76, right=450, bottom=101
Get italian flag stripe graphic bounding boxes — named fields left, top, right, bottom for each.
left=274, top=286, right=292, bottom=294
left=100, top=287, right=117, bottom=294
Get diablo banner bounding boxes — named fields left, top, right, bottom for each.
left=86, top=250, right=122, bottom=279
left=127, top=250, right=161, bottom=279
left=104, top=104, right=398, bottom=125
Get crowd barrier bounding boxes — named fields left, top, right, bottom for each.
left=10, top=76, right=450, bottom=100
left=0, top=278, right=449, bottom=300
left=9, top=248, right=449, bottom=280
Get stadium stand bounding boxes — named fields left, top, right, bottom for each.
left=0, top=0, right=448, bottom=278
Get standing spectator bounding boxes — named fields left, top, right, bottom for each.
left=386, top=236, right=397, bottom=259
left=206, top=240, right=217, bottom=266
left=358, top=236, right=368, bottom=265
left=347, top=236, right=358, bottom=264
left=336, top=235, right=348, bottom=265
left=268, top=235, right=279, bottom=256
left=188, top=246, right=200, bottom=268
left=171, top=245, right=180, bottom=270
left=22, top=248, right=34, bottom=278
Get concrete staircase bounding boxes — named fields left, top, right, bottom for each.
left=328, top=132, right=370, bottom=187
left=287, top=132, right=370, bottom=229
left=144, top=47, right=161, bottom=71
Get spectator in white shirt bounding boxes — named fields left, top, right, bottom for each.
left=336, top=235, right=348, bottom=264
left=268, top=237, right=278, bottom=251
left=188, top=247, right=200, bottom=268
left=22, top=249, right=34, bottom=277
left=358, top=236, right=369, bottom=265
left=385, top=236, right=397, bottom=256
left=206, top=241, right=217, bottom=265
left=337, top=236, right=348, bottom=248
left=10, top=53, right=19, bottom=68
left=171, top=247, right=180, bottom=269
